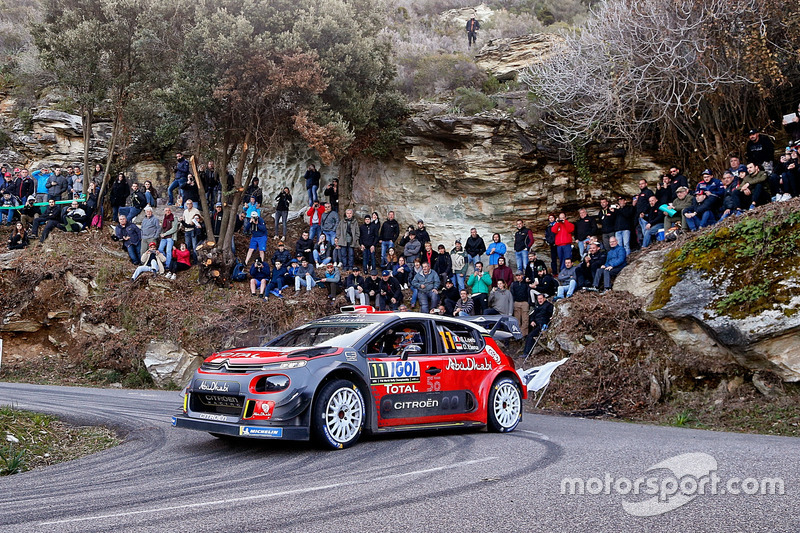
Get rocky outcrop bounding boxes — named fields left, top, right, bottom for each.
left=615, top=207, right=800, bottom=381
left=143, top=340, right=203, bottom=387
left=476, top=34, right=563, bottom=81
left=439, top=3, right=495, bottom=28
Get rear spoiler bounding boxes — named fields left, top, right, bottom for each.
left=463, top=315, right=523, bottom=341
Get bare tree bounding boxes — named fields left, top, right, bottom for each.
left=520, top=0, right=795, bottom=166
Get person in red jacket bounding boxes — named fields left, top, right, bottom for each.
left=306, top=200, right=325, bottom=243
left=168, top=242, right=192, bottom=279
left=553, top=212, right=575, bottom=273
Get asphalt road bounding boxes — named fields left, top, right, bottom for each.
left=0, top=382, right=796, bottom=532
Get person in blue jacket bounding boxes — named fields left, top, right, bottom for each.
left=249, top=259, right=270, bottom=297
left=593, top=236, right=626, bottom=291
left=265, top=260, right=288, bottom=299
left=485, top=233, right=506, bottom=276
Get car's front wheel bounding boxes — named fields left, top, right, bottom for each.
left=487, top=377, right=522, bottom=432
left=311, top=379, right=365, bottom=449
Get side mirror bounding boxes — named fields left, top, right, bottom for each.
left=400, top=344, right=422, bottom=360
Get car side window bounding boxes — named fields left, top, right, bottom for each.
left=366, top=321, right=429, bottom=356
left=435, top=322, right=484, bottom=354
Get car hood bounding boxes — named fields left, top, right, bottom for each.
left=204, top=346, right=337, bottom=365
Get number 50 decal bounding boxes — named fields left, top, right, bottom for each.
left=426, top=376, right=441, bottom=392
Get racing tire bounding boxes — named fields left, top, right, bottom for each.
left=487, top=377, right=522, bottom=433
left=311, top=379, right=366, bottom=450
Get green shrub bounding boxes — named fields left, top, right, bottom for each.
left=452, top=87, right=496, bottom=115
left=401, top=53, right=487, bottom=99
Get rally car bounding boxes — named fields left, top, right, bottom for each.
left=172, top=307, right=525, bottom=449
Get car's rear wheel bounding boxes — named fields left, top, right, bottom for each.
left=487, top=377, right=522, bottom=432
left=312, top=379, right=365, bottom=449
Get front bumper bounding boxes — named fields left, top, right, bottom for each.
left=172, top=414, right=311, bottom=440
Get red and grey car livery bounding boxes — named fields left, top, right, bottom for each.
left=172, top=308, right=525, bottom=449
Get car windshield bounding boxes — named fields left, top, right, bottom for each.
left=264, top=322, right=379, bottom=348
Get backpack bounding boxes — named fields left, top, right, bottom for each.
left=231, top=260, right=247, bottom=282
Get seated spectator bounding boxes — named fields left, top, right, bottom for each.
left=114, top=214, right=142, bottom=264
left=249, top=258, right=270, bottom=297
left=739, top=162, right=770, bottom=209
left=383, top=246, right=399, bottom=272
left=271, top=241, right=292, bottom=267
left=523, top=293, right=554, bottom=355
left=245, top=214, right=268, bottom=265
left=313, top=234, right=333, bottom=267
left=132, top=242, right=167, bottom=281
left=265, top=260, right=288, bottom=299
left=415, top=219, right=431, bottom=245
left=467, top=261, right=491, bottom=314
left=641, top=195, right=664, bottom=248
left=19, top=196, right=39, bottom=230
left=363, top=269, right=381, bottom=307
left=684, top=190, right=717, bottom=231
left=322, top=263, right=341, bottom=301
left=664, top=186, right=692, bottom=229
left=530, top=265, right=558, bottom=298
left=593, top=236, right=626, bottom=291
left=438, top=278, right=459, bottom=315
left=377, top=270, right=403, bottom=311
left=655, top=174, right=674, bottom=206
left=491, top=255, right=513, bottom=288
left=694, top=169, right=724, bottom=212
left=168, top=242, right=192, bottom=278
left=555, top=258, right=578, bottom=300
left=142, top=180, right=159, bottom=207
left=485, top=279, right=513, bottom=315
left=719, top=172, right=742, bottom=221
left=30, top=198, right=60, bottom=239
left=8, top=222, right=29, bottom=249
left=393, top=256, right=412, bottom=289
left=119, top=182, right=147, bottom=221
left=524, top=251, right=547, bottom=283
left=453, top=289, right=475, bottom=316
left=294, top=258, right=317, bottom=292
left=62, top=200, right=87, bottom=232
left=345, top=265, right=367, bottom=305
left=0, top=191, right=20, bottom=225
left=295, top=230, right=315, bottom=264
left=577, top=242, right=604, bottom=289
left=411, top=262, right=440, bottom=313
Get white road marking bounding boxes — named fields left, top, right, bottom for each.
left=42, top=456, right=498, bottom=525
left=520, top=430, right=550, bottom=441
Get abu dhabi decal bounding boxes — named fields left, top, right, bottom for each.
left=194, top=379, right=240, bottom=394
left=369, top=360, right=421, bottom=384
left=239, top=426, right=283, bottom=438
left=446, top=357, right=492, bottom=371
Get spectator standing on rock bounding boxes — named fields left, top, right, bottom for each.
left=336, top=208, right=360, bottom=270
left=465, top=227, right=486, bottom=268
left=244, top=177, right=263, bottom=207
left=467, top=261, right=491, bottom=315
left=486, top=233, right=506, bottom=276
left=513, top=219, right=534, bottom=272
left=553, top=212, right=575, bottom=272
left=320, top=202, right=339, bottom=247
left=32, top=167, right=50, bottom=204
left=159, top=207, right=178, bottom=270
left=245, top=213, right=268, bottom=265
left=110, top=173, right=130, bottom=223
left=465, top=13, right=480, bottom=48
left=323, top=178, right=339, bottom=212
left=379, top=211, right=400, bottom=265
left=574, top=208, right=598, bottom=257
left=612, top=197, right=635, bottom=256
left=510, top=271, right=530, bottom=336
left=139, top=206, right=160, bottom=245
left=167, top=153, right=190, bottom=206
left=450, top=239, right=468, bottom=291
left=491, top=255, right=513, bottom=288
left=398, top=226, right=421, bottom=263
left=274, top=187, right=292, bottom=240
left=411, top=262, right=441, bottom=314
left=201, top=161, right=220, bottom=206
left=46, top=167, right=68, bottom=201
left=523, top=293, right=554, bottom=355
left=304, top=163, right=321, bottom=206
left=307, top=200, right=324, bottom=243
left=544, top=214, right=558, bottom=274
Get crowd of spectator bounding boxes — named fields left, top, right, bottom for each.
left=3, top=125, right=797, bottom=354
